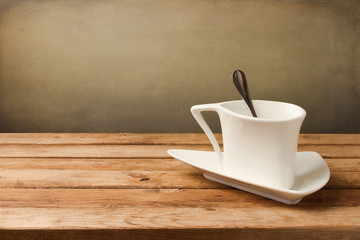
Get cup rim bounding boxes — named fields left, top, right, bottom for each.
left=219, top=100, right=306, bottom=122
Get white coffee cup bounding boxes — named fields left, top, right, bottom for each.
left=191, top=100, right=306, bottom=189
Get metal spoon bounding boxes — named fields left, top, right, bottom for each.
left=232, top=70, right=258, bottom=117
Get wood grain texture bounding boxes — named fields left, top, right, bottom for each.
left=0, top=168, right=358, bottom=189
left=0, top=207, right=359, bottom=229
left=0, top=133, right=358, bottom=145
left=0, top=189, right=358, bottom=208
left=0, top=134, right=358, bottom=239
left=0, top=157, right=358, bottom=172
left=0, top=144, right=358, bottom=158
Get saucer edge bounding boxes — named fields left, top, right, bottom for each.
left=167, top=149, right=330, bottom=205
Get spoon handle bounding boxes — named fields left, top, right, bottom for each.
left=232, top=70, right=258, bottom=117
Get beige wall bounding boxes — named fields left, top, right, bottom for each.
left=0, top=0, right=359, bottom=133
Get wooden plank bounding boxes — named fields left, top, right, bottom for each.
left=299, top=134, right=360, bottom=145
left=0, top=168, right=358, bottom=189
left=0, top=169, right=223, bottom=189
left=297, top=145, right=360, bottom=158
left=0, top=158, right=194, bottom=171
left=0, top=158, right=357, bottom=172
left=0, top=189, right=358, bottom=238
left=0, top=189, right=358, bottom=208
left=0, top=144, right=203, bottom=158
left=0, top=134, right=357, bottom=239
left=327, top=172, right=360, bottom=189
left=0, top=133, right=220, bottom=145
left=325, top=158, right=360, bottom=172
left=0, top=133, right=358, bottom=145
left=0, top=144, right=358, bottom=158
left=0, top=207, right=358, bottom=230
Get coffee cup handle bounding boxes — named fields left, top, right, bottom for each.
left=191, top=104, right=223, bottom=164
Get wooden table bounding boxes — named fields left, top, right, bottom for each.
left=0, top=133, right=359, bottom=239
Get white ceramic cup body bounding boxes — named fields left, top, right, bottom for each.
left=191, top=100, right=306, bottom=189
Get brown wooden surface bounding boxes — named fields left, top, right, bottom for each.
left=0, top=134, right=359, bottom=239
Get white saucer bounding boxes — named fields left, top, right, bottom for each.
left=167, top=149, right=330, bottom=205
